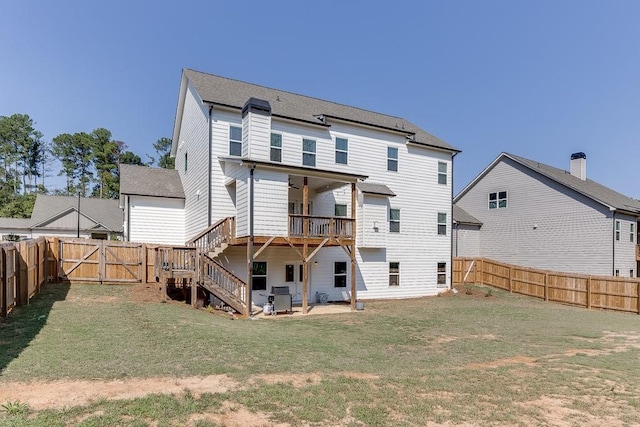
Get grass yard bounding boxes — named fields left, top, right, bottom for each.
left=1, top=283, right=640, bottom=426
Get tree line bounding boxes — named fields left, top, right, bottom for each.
left=0, top=113, right=174, bottom=218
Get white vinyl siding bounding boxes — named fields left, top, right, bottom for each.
left=128, top=196, right=185, bottom=245
left=456, top=157, right=619, bottom=276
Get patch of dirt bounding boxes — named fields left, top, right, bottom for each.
left=0, top=375, right=237, bottom=410
left=189, top=401, right=293, bottom=427
left=249, top=373, right=322, bottom=387
left=519, top=396, right=627, bottom=427
left=467, top=355, right=537, bottom=369
left=129, top=282, right=163, bottom=303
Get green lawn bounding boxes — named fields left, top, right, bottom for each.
left=1, top=283, right=640, bottom=426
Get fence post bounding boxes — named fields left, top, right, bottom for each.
left=544, top=273, right=548, bottom=301
left=479, top=258, right=484, bottom=285
left=141, top=244, right=147, bottom=284
left=637, top=281, right=640, bottom=315
left=17, top=242, right=29, bottom=306
left=587, top=276, right=592, bottom=310
left=1, top=248, right=6, bottom=318
left=508, top=266, right=513, bottom=293
left=191, top=248, right=198, bottom=307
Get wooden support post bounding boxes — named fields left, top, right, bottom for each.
left=508, top=266, right=513, bottom=293
left=192, top=248, right=199, bottom=308
left=544, top=273, right=549, bottom=301
left=350, top=182, right=356, bottom=311
left=302, top=177, right=309, bottom=314
left=587, top=276, right=592, bottom=309
left=479, top=258, right=484, bottom=285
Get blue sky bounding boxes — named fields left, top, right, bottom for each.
left=1, top=1, right=639, bottom=198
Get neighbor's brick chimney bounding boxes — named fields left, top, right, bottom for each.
left=570, top=152, right=586, bottom=180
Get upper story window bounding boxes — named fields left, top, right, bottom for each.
left=438, top=162, right=447, bottom=185
left=229, top=126, right=242, bottom=157
left=335, top=137, right=348, bottom=165
left=437, top=213, right=447, bottom=235
left=631, top=223, right=635, bottom=243
left=302, top=138, right=316, bottom=167
left=615, top=220, right=621, bottom=241
left=387, top=147, right=398, bottom=172
left=335, top=204, right=347, bottom=217
left=389, top=208, right=400, bottom=233
left=270, top=133, right=282, bottom=162
left=488, top=191, right=507, bottom=209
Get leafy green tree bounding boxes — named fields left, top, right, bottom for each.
left=153, top=137, right=174, bottom=169
left=120, top=150, right=144, bottom=165
left=52, top=131, right=95, bottom=196
left=92, top=128, right=120, bottom=198
left=0, top=114, right=44, bottom=195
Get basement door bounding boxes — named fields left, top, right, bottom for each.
left=285, top=263, right=312, bottom=303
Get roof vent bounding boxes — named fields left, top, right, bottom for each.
left=242, top=97, right=271, bottom=118
left=570, top=152, right=586, bottom=180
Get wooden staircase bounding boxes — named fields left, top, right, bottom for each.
left=186, top=217, right=248, bottom=316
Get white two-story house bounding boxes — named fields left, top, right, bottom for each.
left=171, top=69, right=460, bottom=313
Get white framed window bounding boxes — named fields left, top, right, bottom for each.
left=270, top=133, right=282, bottom=162
left=302, top=138, right=316, bottom=167
left=615, top=220, right=621, bottom=241
left=334, top=204, right=347, bottom=217
left=387, top=147, right=398, bottom=171
left=335, top=137, right=348, bottom=165
left=630, top=270, right=635, bottom=278
left=437, top=262, right=447, bottom=286
left=437, top=213, right=447, bottom=235
left=252, top=261, right=267, bottom=291
left=489, top=191, right=507, bottom=209
left=389, top=208, right=400, bottom=233
left=229, top=126, right=242, bottom=157
left=389, top=262, right=400, bottom=286
left=438, top=162, right=447, bottom=185
left=631, top=223, right=635, bottom=243
left=334, top=262, right=347, bottom=288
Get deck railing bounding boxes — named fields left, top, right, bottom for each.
left=187, top=217, right=235, bottom=253
left=156, top=246, right=197, bottom=271
left=200, top=254, right=246, bottom=311
left=288, top=215, right=354, bottom=239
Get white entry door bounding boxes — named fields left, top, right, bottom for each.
left=285, top=263, right=312, bottom=302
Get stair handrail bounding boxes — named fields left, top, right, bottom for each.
left=187, top=216, right=235, bottom=252
left=200, top=253, right=247, bottom=310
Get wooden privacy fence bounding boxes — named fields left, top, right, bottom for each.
left=0, top=237, right=47, bottom=318
left=453, top=257, right=640, bottom=315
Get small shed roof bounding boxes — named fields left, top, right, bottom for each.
left=119, top=164, right=185, bottom=199
left=358, top=182, right=396, bottom=197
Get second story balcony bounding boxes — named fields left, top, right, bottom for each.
left=288, top=215, right=354, bottom=240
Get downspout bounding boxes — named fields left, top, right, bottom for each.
left=126, top=195, right=130, bottom=242
left=612, top=210, right=616, bottom=275
left=207, top=104, right=213, bottom=227
left=247, top=162, right=256, bottom=317
left=450, top=151, right=458, bottom=290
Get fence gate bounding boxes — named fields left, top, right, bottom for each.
left=59, top=239, right=143, bottom=283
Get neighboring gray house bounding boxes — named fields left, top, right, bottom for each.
left=452, top=205, right=482, bottom=258
left=119, top=164, right=185, bottom=245
left=454, top=152, right=640, bottom=277
left=0, top=195, right=123, bottom=240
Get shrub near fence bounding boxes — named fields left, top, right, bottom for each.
left=453, top=257, right=640, bottom=315
left=0, top=237, right=48, bottom=318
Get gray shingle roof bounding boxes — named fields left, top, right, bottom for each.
left=453, top=205, right=482, bottom=225
left=119, top=164, right=185, bottom=198
left=183, top=69, right=459, bottom=152
left=31, top=195, right=123, bottom=232
left=506, top=153, right=640, bottom=214
left=0, top=217, right=33, bottom=228
left=357, top=182, right=396, bottom=197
